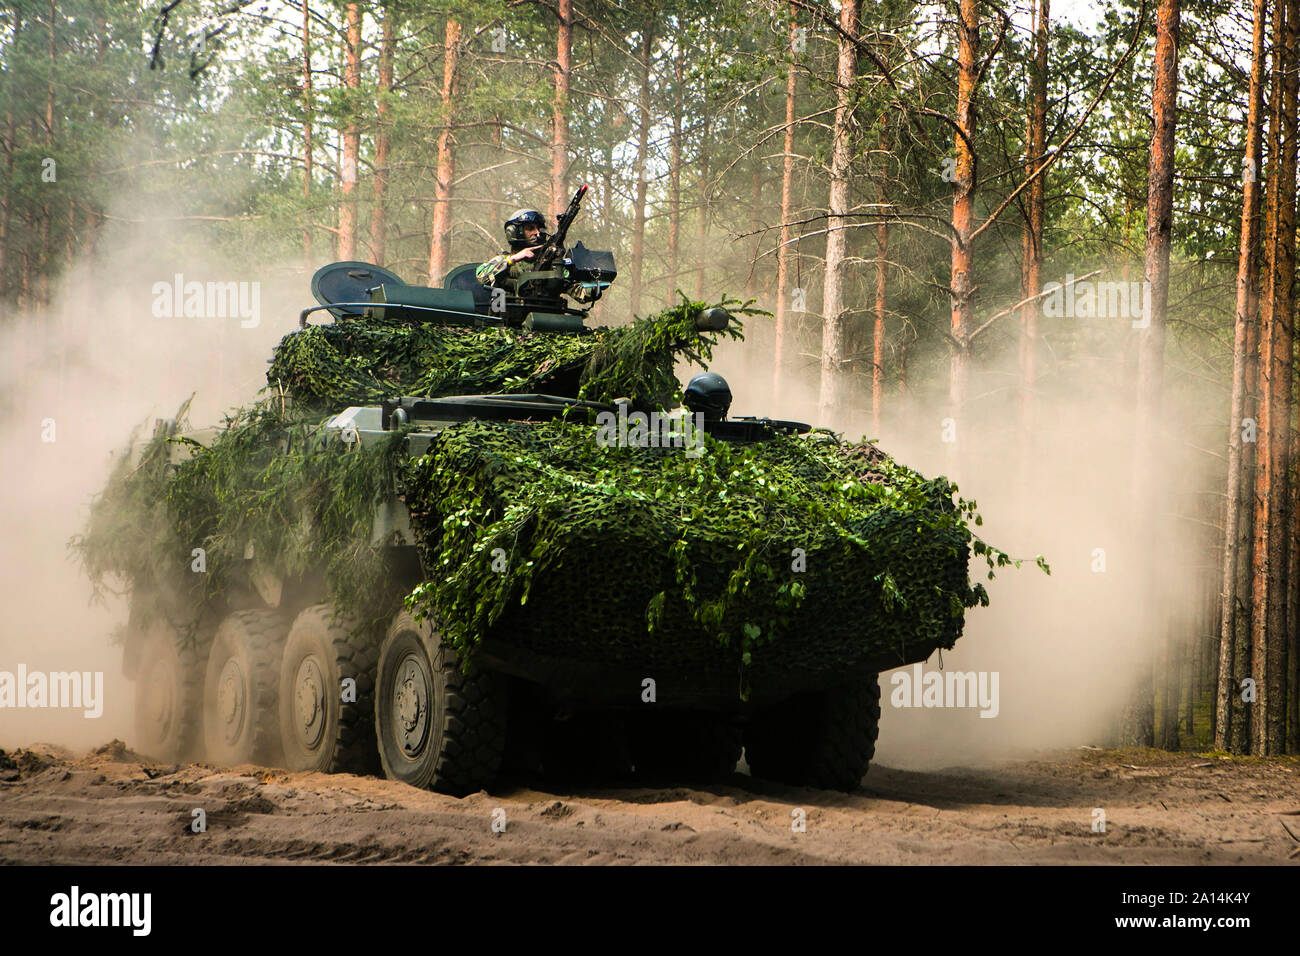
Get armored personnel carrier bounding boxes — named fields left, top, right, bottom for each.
left=80, top=248, right=995, bottom=794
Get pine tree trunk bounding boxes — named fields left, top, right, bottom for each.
left=1290, top=513, right=1300, bottom=751
left=1217, top=0, right=1268, bottom=752
left=0, top=105, right=12, bottom=311
left=773, top=2, right=799, bottom=399
left=872, top=122, right=889, bottom=436
left=667, top=45, right=683, bottom=305
left=1251, top=0, right=1285, bottom=760
left=45, top=0, right=54, bottom=138
left=1254, top=0, right=1289, bottom=757
left=1, top=13, right=20, bottom=314
left=1259, top=0, right=1298, bottom=755
left=338, top=2, right=361, bottom=260
left=817, top=0, right=859, bottom=425
left=1160, top=620, right=1181, bottom=749
left=947, top=0, right=978, bottom=448
left=551, top=0, right=572, bottom=216
left=301, top=0, right=314, bottom=264
left=747, top=164, right=761, bottom=302
left=1287, top=424, right=1300, bottom=751
left=39, top=0, right=54, bottom=307
left=695, top=114, right=711, bottom=301
left=600, top=138, right=613, bottom=235
left=1279, top=0, right=1299, bottom=756
left=630, top=23, right=654, bottom=316
left=1234, top=307, right=1260, bottom=753
left=64, top=197, right=75, bottom=271
left=1190, top=581, right=1204, bottom=738
left=427, top=19, right=461, bottom=285
left=493, top=118, right=505, bottom=229
left=371, top=8, right=394, bottom=267
left=20, top=242, right=30, bottom=309
left=1123, top=0, right=1180, bottom=748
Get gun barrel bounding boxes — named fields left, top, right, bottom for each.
left=534, top=185, right=588, bottom=272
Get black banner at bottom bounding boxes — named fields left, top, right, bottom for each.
left=0, top=864, right=1287, bottom=943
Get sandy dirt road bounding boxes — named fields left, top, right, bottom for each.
left=1, top=741, right=1297, bottom=865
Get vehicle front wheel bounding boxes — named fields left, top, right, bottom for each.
left=374, top=611, right=508, bottom=795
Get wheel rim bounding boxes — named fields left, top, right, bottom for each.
left=293, top=656, right=328, bottom=751
left=216, top=657, right=247, bottom=746
left=392, top=650, right=431, bottom=760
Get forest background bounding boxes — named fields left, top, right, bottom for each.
left=0, top=0, right=1292, bottom=759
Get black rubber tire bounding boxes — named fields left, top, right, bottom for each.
left=133, top=624, right=207, bottom=763
left=629, top=713, right=743, bottom=784
left=744, top=676, right=882, bottom=791
left=202, top=610, right=287, bottom=766
left=278, top=604, right=380, bottom=774
left=374, top=611, right=508, bottom=796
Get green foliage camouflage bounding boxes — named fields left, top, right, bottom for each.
left=266, top=295, right=750, bottom=413
left=77, top=299, right=1026, bottom=688
left=79, top=299, right=742, bottom=632
left=76, top=398, right=412, bottom=635
left=75, top=398, right=201, bottom=630
left=400, top=418, right=1012, bottom=693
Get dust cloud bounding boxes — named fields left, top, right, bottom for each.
left=0, top=221, right=306, bottom=750
left=703, top=304, right=1219, bottom=770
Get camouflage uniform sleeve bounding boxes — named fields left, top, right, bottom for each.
left=476, top=254, right=511, bottom=286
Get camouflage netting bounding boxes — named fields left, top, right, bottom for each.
left=77, top=297, right=1030, bottom=689
left=401, top=419, right=996, bottom=691
left=267, top=296, right=748, bottom=412
left=76, top=399, right=413, bottom=634
left=78, top=298, right=747, bottom=631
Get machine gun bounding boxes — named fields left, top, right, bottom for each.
left=503, top=184, right=613, bottom=316
left=530, top=184, right=588, bottom=273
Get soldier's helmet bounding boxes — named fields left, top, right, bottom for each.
left=683, top=372, right=732, bottom=421
left=504, top=209, right=549, bottom=251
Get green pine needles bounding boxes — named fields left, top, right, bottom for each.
left=265, top=294, right=749, bottom=413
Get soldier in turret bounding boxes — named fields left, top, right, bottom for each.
left=475, top=208, right=600, bottom=303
